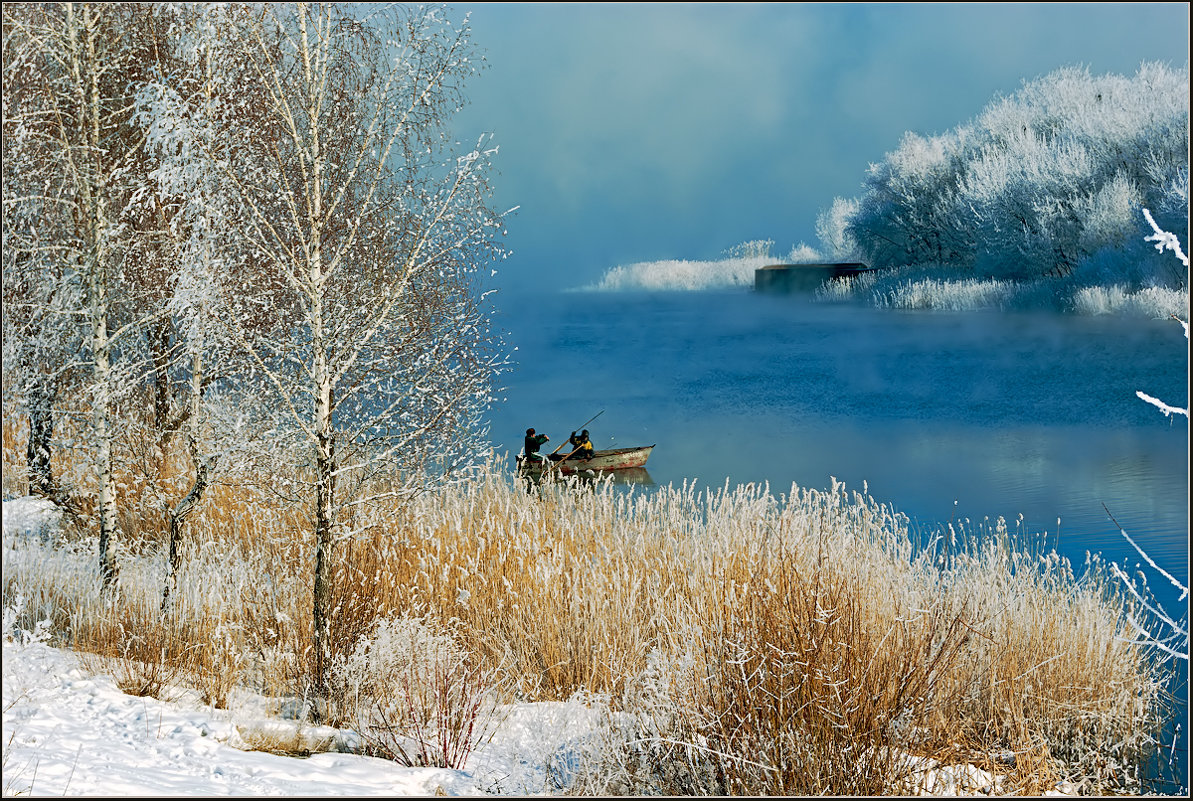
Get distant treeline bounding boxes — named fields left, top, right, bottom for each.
left=816, top=63, right=1189, bottom=288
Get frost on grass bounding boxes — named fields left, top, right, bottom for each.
left=0, top=469, right=1178, bottom=795
left=330, top=615, right=505, bottom=769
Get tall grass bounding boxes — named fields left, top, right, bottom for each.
left=810, top=264, right=1190, bottom=319
left=2, top=438, right=1175, bottom=794
left=875, top=275, right=1020, bottom=311
left=1071, top=284, right=1189, bottom=318
left=582, top=256, right=767, bottom=292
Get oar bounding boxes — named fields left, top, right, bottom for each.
left=544, top=445, right=583, bottom=475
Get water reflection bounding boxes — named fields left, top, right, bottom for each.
left=588, top=466, right=654, bottom=486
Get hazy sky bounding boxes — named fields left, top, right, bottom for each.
left=448, top=3, right=1190, bottom=292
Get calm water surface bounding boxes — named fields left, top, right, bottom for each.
left=488, top=287, right=1189, bottom=787
left=492, top=289, right=1187, bottom=581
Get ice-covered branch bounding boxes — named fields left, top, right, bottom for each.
left=1143, top=207, right=1189, bottom=268
left=1105, top=505, right=1189, bottom=603
left=1133, top=210, right=1188, bottom=419
left=1135, top=390, right=1189, bottom=419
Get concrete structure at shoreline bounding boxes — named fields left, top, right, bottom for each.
left=754, top=262, right=875, bottom=293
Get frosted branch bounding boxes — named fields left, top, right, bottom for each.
left=1109, top=565, right=1188, bottom=659
left=1142, top=208, right=1190, bottom=268
left=1135, top=390, right=1189, bottom=419
left=1104, top=505, right=1189, bottom=602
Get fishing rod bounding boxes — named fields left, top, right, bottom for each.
left=573, top=409, right=604, bottom=433
left=549, top=409, right=605, bottom=456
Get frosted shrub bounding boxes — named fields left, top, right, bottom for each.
left=545, top=479, right=1169, bottom=796
left=2, top=595, right=51, bottom=648
left=2, top=520, right=101, bottom=639
left=785, top=242, right=823, bottom=262
left=930, top=527, right=1171, bottom=794
left=190, top=623, right=247, bottom=709
left=578, top=640, right=728, bottom=796
left=332, top=615, right=504, bottom=769
left=585, top=256, right=764, bottom=291
left=815, top=268, right=879, bottom=301
left=875, top=275, right=1018, bottom=311
left=1071, top=284, right=1189, bottom=318
left=724, top=239, right=775, bottom=260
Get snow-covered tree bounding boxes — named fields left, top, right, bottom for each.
left=814, top=196, right=861, bottom=262
left=2, top=3, right=172, bottom=589
left=155, top=3, right=510, bottom=704
left=2, top=25, right=86, bottom=499
left=820, top=63, right=1189, bottom=290
left=847, top=128, right=976, bottom=270
left=130, top=2, right=273, bottom=609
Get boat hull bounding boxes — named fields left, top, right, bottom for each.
left=518, top=445, right=654, bottom=475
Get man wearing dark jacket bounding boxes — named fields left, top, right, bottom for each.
left=524, top=428, right=550, bottom=464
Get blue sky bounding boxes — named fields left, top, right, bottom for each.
left=449, top=3, right=1190, bottom=292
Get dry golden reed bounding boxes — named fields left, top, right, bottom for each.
left=1, top=423, right=1174, bottom=794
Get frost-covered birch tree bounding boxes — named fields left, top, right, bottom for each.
left=131, top=2, right=274, bottom=609
left=168, top=3, right=508, bottom=703
left=2, top=2, right=169, bottom=589
left=2, top=21, right=85, bottom=500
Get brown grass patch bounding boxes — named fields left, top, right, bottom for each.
left=1, top=413, right=1174, bottom=794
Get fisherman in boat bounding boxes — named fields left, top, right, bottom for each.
left=564, top=429, right=595, bottom=461
left=523, top=428, right=551, bottom=465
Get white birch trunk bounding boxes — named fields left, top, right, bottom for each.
left=301, top=6, right=337, bottom=702
left=72, top=3, right=122, bottom=590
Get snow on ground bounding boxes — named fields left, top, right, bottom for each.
left=3, top=634, right=1075, bottom=797
left=2, top=633, right=602, bottom=796
left=0, top=496, right=601, bottom=796
left=2, top=496, right=1071, bottom=796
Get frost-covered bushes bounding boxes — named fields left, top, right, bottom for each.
left=2, top=498, right=98, bottom=639
left=932, top=528, right=1170, bottom=794
left=875, top=274, right=1021, bottom=311
left=821, top=264, right=1042, bottom=312
left=1, top=483, right=307, bottom=706
left=3, top=502, right=189, bottom=700
left=815, top=267, right=882, bottom=302
left=330, top=615, right=504, bottom=768
left=817, top=63, right=1189, bottom=295
left=565, top=487, right=1167, bottom=796
left=1, top=458, right=1176, bottom=793
left=585, top=257, right=763, bottom=291
left=821, top=262, right=1188, bottom=317
left=1071, top=284, right=1189, bottom=318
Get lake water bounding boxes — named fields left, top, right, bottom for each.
left=487, top=286, right=1189, bottom=789
left=491, top=289, right=1187, bottom=583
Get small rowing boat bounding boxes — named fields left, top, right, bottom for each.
left=517, top=445, right=655, bottom=476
